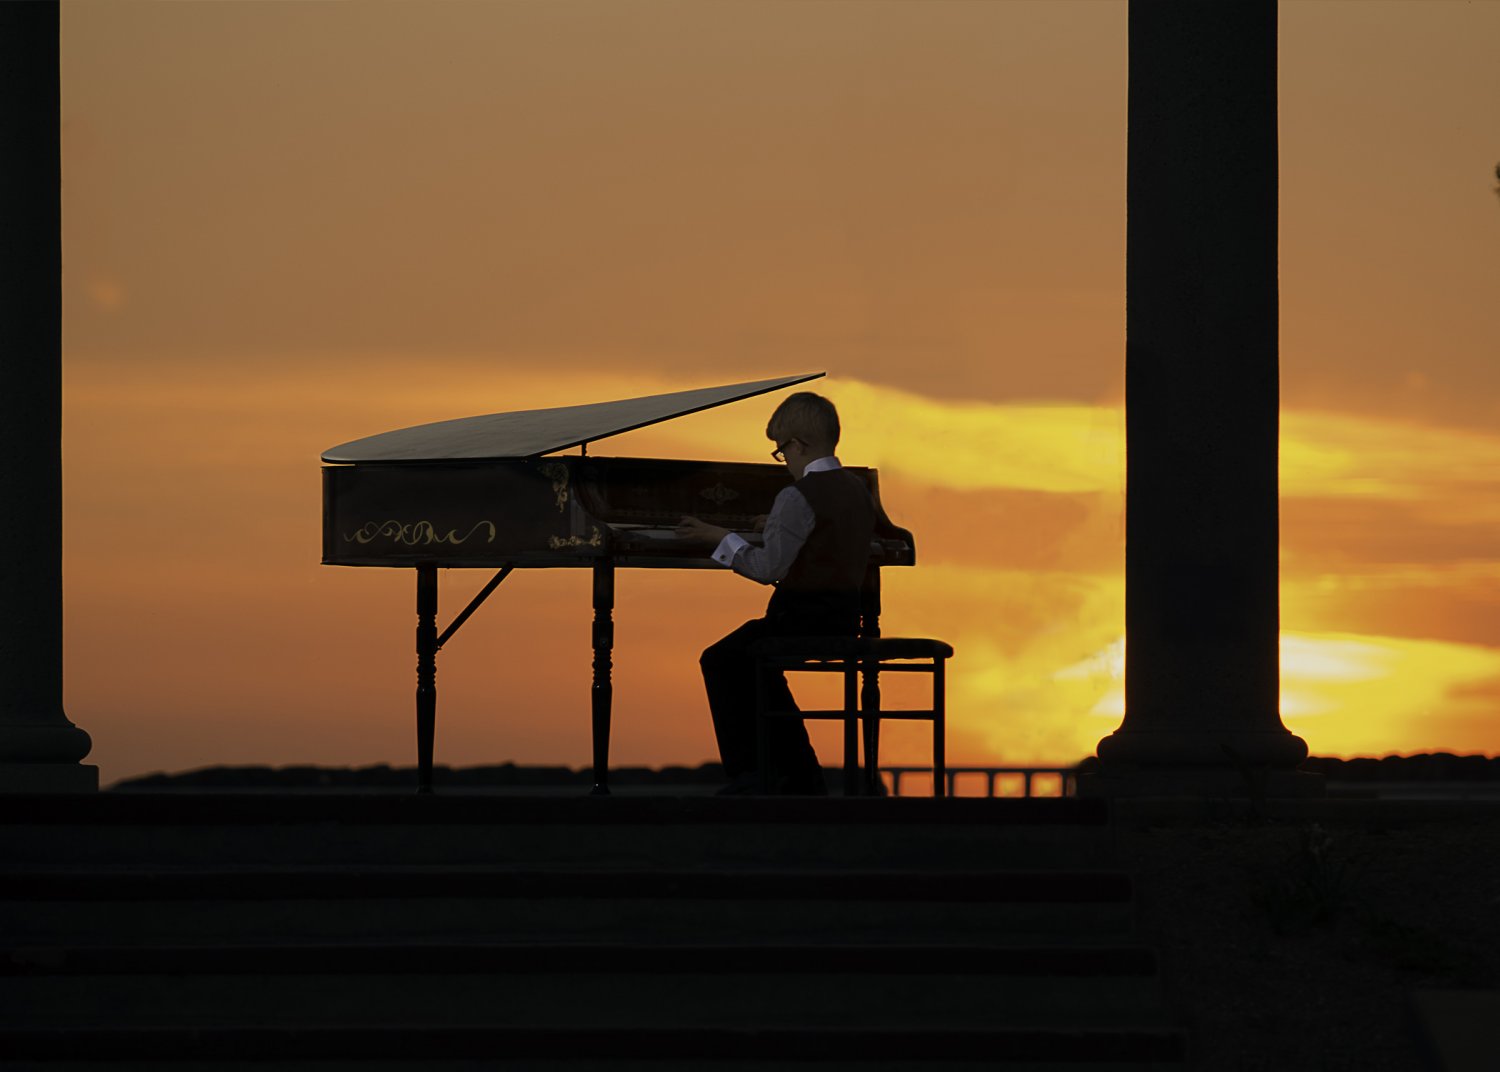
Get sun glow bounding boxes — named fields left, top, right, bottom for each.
left=1282, top=410, right=1500, bottom=512
left=1279, top=632, right=1500, bottom=755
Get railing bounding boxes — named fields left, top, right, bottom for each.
left=879, top=766, right=1079, bottom=798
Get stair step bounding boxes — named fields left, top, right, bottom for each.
left=2, top=942, right=1161, bottom=976
left=0, top=793, right=1180, bottom=1067
left=0, top=1024, right=1189, bottom=1068
left=2, top=868, right=1135, bottom=944
left=3, top=971, right=1165, bottom=1029
left=0, top=867, right=1131, bottom=902
left=3, top=944, right=1165, bottom=1030
left=7, top=896, right=1133, bottom=946
left=0, top=795, right=1112, bottom=827
left=0, top=795, right=1114, bottom=869
left=7, top=897, right=1133, bottom=947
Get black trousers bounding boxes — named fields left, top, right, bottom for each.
left=700, top=613, right=855, bottom=785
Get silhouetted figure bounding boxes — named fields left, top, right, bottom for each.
left=678, top=393, right=875, bottom=795
left=321, top=373, right=913, bottom=795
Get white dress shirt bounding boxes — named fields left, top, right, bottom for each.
left=711, top=457, right=842, bottom=584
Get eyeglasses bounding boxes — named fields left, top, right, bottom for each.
left=771, top=438, right=798, bottom=463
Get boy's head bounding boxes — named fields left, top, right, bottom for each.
left=766, top=392, right=840, bottom=459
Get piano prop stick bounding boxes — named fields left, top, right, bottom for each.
left=321, top=373, right=914, bottom=794
left=410, top=564, right=516, bottom=794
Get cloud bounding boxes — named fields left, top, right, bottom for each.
left=1282, top=409, right=1500, bottom=510
left=1280, top=631, right=1500, bottom=756
left=1050, top=628, right=1500, bottom=758
left=830, top=381, right=1125, bottom=495
left=1283, top=498, right=1500, bottom=571
left=83, top=364, right=1500, bottom=516
left=879, top=564, right=1126, bottom=765
left=1278, top=410, right=1500, bottom=662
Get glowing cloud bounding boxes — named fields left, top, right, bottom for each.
left=1280, top=632, right=1500, bottom=755
left=1058, top=629, right=1500, bottom=758
left=1282, top=410, right=1500, bottom=511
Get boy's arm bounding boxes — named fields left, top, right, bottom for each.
left=678, top=486, right=813, bottom=585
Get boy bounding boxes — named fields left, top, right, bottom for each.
left=676, top=392, right=875, bottom=795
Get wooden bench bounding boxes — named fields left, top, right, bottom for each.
left=752, top=636, right=953, bottom=796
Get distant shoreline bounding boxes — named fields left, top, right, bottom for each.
left=109, top=753, right=1500, bottom=793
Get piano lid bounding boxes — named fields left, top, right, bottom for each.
left=320, top=372, right=825, bottom=464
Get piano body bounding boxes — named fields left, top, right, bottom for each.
left=321, top=373, right=914, bottom=793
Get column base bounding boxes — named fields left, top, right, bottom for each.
left=1096, top=726, right=1309, bottom=769
left=0, top=763, right=99, bottom=793
left=0, top=719, right=93, bottom=763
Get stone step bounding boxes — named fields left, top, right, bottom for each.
left=0, top=793, right=1177, bottom=1067
left=0, top=1025, right=1189, bottom=1070
left=0, top=795, right=1115, bottom=870
left=1, top=942, right=1165, bottom=1030
left=2, top=867, right=1136, bottom=945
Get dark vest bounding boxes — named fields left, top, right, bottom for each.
left=766, top=468, right=876, bottom=631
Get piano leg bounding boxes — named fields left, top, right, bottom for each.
left=415, top=563, right=438, bottom=795
left=590, top=558, right=614, bottom=796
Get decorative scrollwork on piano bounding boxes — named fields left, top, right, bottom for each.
left=698, top=482, right=740, bottom=507
left=539, top=462, right=570, bottom=512
left=343, top=520, right=498, bottom=547
left=549, top=527, right=603, bottom=550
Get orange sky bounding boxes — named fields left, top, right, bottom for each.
left=59, top=1, right=1500, bottom=786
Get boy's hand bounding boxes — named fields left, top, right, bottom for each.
left=675, top=516, right=729, bottom=545
left=751, top=514, right=769, bottom=533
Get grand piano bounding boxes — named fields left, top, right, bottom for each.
left=321, top=372, right=914, bottom=793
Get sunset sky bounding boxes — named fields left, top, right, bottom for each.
left=60, top=1, right=1500, bottom=786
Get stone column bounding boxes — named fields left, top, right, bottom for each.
left=1093, top=0, right=1310, bottom=793
left=0, top=1, right=97, bottom=792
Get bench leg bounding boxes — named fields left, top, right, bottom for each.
left=863, top=712, right=881, bottom=797
left=842, top=659, right=858, bottom=796
left=861, top=655, right=882, bottom=797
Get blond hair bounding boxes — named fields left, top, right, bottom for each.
left=766, top=392, right=840, bottom=450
